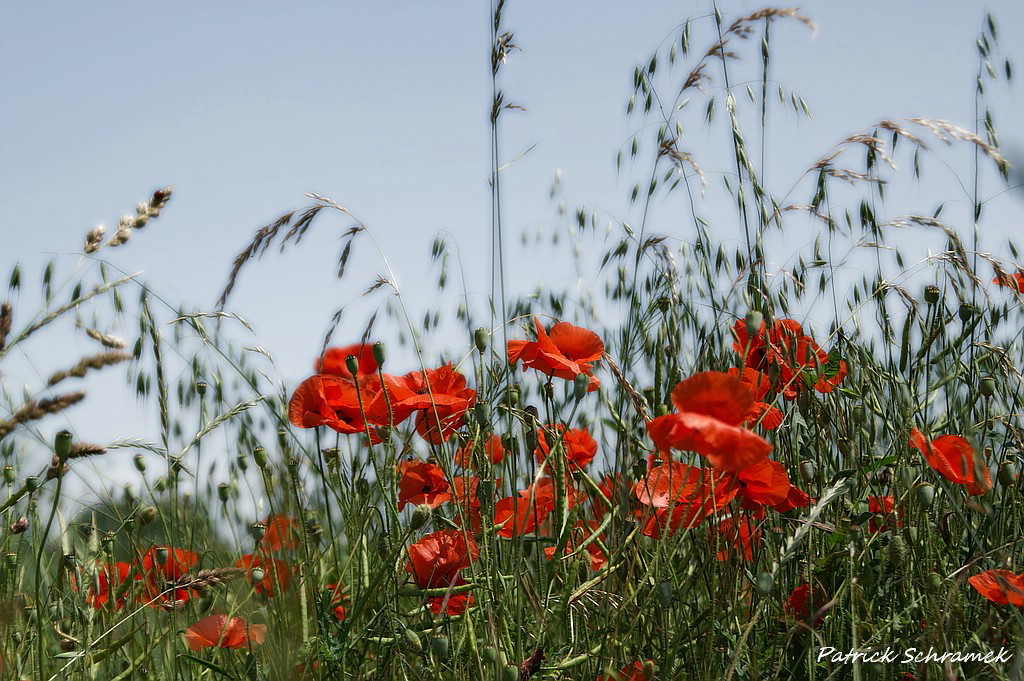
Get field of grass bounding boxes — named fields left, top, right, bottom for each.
left=2, top=3, right=1024, bottom=680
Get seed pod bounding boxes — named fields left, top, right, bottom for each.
left=958, top=302, right=977, bottom=324
left=253, top=447, right=268, bottom=469
left=133, top=454, right=147, bottom=473
left=655, top=404, right=669, bottom=417
left=755, top=571, right=774, bottom=596
left=632, top=458, right=648, bottom=480
left=998, top=463, right=1016, bottom=487
left=915, top=483, right=935, bottom=508
left=153, top=546, right=169, bottom=564
left=249, top=522, right=266, bottom=542
left=474, top=402, right=491, bottom=427
left=345, top=354, right=359, bottom=377
left=2, top=466, right=14, bottom=485
left=500, top=666, right=519, bottom=681
left=481, top=646, right=499, bottom=665
left=799, top=460, right=816, bottom=483
left=979, top=376, right=996, bottom=397
left=850, top=405, right=865, bottom=424
left=372, top=341, right=386, bottom=367
left=249, top=567, right=265, bottom=584
left=473, top=328, right=488, bottom=353
left=744, top=310, right=763, bottom=339
left=25, top=476, right=40, bottom=493
left=430, top=636, right=450, bottom=660
left=927, top=572, right=943, bottom=591
left=655, top=581, right=673, bottom=607
left=54, top=430, right=73, bottom=461
left=924, top=285, right=940, bottom=305
left=506, top=386, right=520, bottom=407
left=196, top=381, right=207, bottom=397
left=217, top=483, right=231, bottom=503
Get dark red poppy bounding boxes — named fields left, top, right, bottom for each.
left=141, top=546, right=199, bottom=605
left=596, top=660, right=647, bottom=681
left=451, top=475, right=484, bottom=534
left=785, top=583, right=826, bottom=625
left=542, top=521, right=607, bottom=571
left=772, top=485, right=812, bottom=513
left=714, top=513, right=762, bottom=562
left=454, top=434, right=505, bottom=467
left=867, top=495, right=901, bottom=533
left=315, top=343, right=379, bottom=379
left=968, top=569, right=1024, bottom=606
left=507, top=317, right=603, bottom=391
left=494, top=478, right=579, bottom=538
left=397, top=460, right=452, bottom=510
left=909, top=428, right=991, bottom=495
left=236, top=554, right=292, bottom=597
left=647, top=372, right=773, bottom=472
left=994, top=271, right=1024, bottom=293
left=634, top=463, right=739, bottom=538
left=325, top=583, right=348, bottom=621
left=535, top=424, right=598, bottom=471
left=736, top=458, right=791, bottom=508
left=184, top=614, right=267, bottom=651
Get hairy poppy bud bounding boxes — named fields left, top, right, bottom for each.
left=474, top=402, right=491, bottom=427
left=2, top=465, right=14, bottom=485
left=979, top=376, right=996, bottom=397
left=755, top=571, right=774, bottom=595
left=409, top=504, right=432, bottom=531
left=196, top=381, right=207, bottom=397
left=430, top=637, right=450, bottom=660
left=252, top=446, right=268, bottom=469
left=401, top=628, right=422, bottom=653
left=249, top=522, right=266, bottom=542
left=139, top=506, right=158, bottom=525
left=924, top=285, right=940, bottom=305
left=372, top=341, right=386, bottom=367
left=799, top=461, right=816, bottom=483
left=573, top=373, right=590, bottom=401
left=655, top=581, right=673, bottom=607
left=915, top=483, right=935, bottom=509
left=54, top=430, right=73, bottom=461
left=25, top=475, right=39, bottom=493
left=744, top=310, right=763, bottom=339
left=474, top=328, right=488, bottom=353
left=133, top=454, right=146, bottom=473
left=217, top=483, right=230, bottom=503
left=345, top=354, right=360, bottom=377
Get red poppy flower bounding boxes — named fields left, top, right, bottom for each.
left=714, top=513, right=762, bottom=561
left=909, top=428, right=991, bottom=495
left=184, top=614, right=267, bottom=651
left=727, top=367, right=784, bottom=429
left=732, top=318, right=847, bottom=399
left=596, top=660, right=647, bottom=681
left=634, top=463, right=739, bottom=538
left=968, top=569, right=1024, bottom=606
left=325, top=583, right=348, bottom=621
left=535, top=424, right=598, bottom=471
left=140, top=546, right=199, bottom=605
left=737, top=458, right=791, bottom=508
left=397, top=460, right=452, bottom=510
left=262, top=514, right=301, bottom=552
left=590, top=473, right=622, bottom=518
left=647, top=372, right=773, bottom=472
left=494, top=478, right=579, bottom=538
left=867, top=495, right=901, bottom=533
left=785, top=583, right=826, bottom=625
left=406, top=529, right=478, bottom=589
left=451, top=476, right=484, bottom=534
left=315, top=343, right=379, bottom=379
left=455, top=434, right=505, bottom=467
left=236, top=554, right=292, bottom=597
left=542, top=521, right=607, bottom=571
left=994, top=271, right=1024, bottom=293
left=77, top=561, right=133, bottom=609
left=369, top=365, right=476, bottom=443
left=288, top=374, right=376, bottom=435
left=772, top=485, right=812, bottom=513
left=507, top=317, right=603, bottom=391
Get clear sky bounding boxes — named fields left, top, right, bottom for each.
left=2, top=1, right=1023, bottom=501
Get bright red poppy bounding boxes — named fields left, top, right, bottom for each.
left=732, top=318, right=847, bottom=399
left=454, top=434, right=505, bottom=467
left=315, top=343, right=379, bottom=379
left=968, top=569, right=1024, bottom=606
left=994, top=271, right=1024, bottom=293
left=397, top=460, right=452, bottom=510
left=288, top=374, right=376, bottom=435
left=494, top=478, right=579, bottom=539
left=236, top=554, right=292, bottom=597
left=714, top=513, right=762, bottom=561
left=535, top=424, right=598, bottom=471
left=772, top=485, right=812, bottom=513
left=406, top=529, right=479, bottom=615
left=867, top=495, right=901, bottom=533
left=596, top=660, right=647, bottom=681
left=736, top=458, right=791, bottom=508
left=634, top=463, right=739, bottom=538
left=785, top=583, right=826, bottom=625
left=325, top=583, right=348, bottom=621
left=78, top=561, right=133, bottom=609
left=727, top=367, right=784, bottom=429
left=140, top=546, right=199, bottom=605
left=909, top=428, right=991, bottom=495
left=507, top=317, right=603, bottom=391
left=262, top=514, right=301, bottom=552
left=184, top=614, right=267, bottom=651
left=647, top=372, right=773, bottom=472
left=543, top=521, right=607, bottom=571
left=368, top=365, right=476, bottom=443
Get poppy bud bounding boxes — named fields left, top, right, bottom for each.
left=573, top=374, right=590, bottom=401
left=643, top=660, right=656, bottom=681
left=217, top=483, right=230, bottom=503
left=474, top=403, right=491, bottom=427
left=850, top=405, right=865, bottom=424
left=958, top=302, right=977, bottom=324
left=355, top=477, right=370, bottom=497
left=139, top=506, right=157, bottom=525
left=500, top=667, right=519, bottom=681
left=2, top=465, right=14, bottom=485
left=886, top=535, right=907, bottom=566
left=924, top=285, right=940, bottom=305
left=101, top=532, right=115, bottom=552
left=744, top=311, right=763, bottom=339
left=655, top=581, right=673, bottom=607
left=915, top=483, right=935, bottom=508
left=410, top=504, right=432, bottom=531
left=25, top=475, right=39, bottom=493
left=430, top=636, right=450, bottom=660
left=474, top=328, right=488, bottom=353
left=249, top=522, right=266, bottom=542
left=196, top=381, right=207, bottom=397
left=54, top=430, right=73, bottom=461
left=799, top=461, right=816, bottom=483
left=252, top=446, right=268, bottom=469
left=123, top=484, right=136, bottom=505
left=372, top=341, right=386, bottom=367
left=133, top=454, right=146, bottom=473
left=481, top=647, right=499, bottom=664
left=755, top=571, right=774, bottom=595
left=153, top=478, right=166, bottom=493
left=998, top=463, right=1016, bottom=487
left=926, top=572, right=943, bottom=591
left=979, top=376, right=996, bottom=397
left=345, top=354, right=360, bottom=377
left=400, top=628, right=421, bottom=653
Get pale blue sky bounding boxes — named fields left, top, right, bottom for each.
left=2, top=1, right=1023, bottom=500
